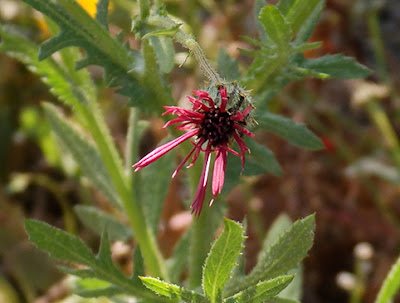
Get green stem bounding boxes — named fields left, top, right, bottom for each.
left=82, top=101, right=168, bottom=280
left=366, top=9, right=390, bottom=85
left=188, top=155, right=223, bottom=288
left=365, top=101, right=400, bottom=171
left=139, top=0, right=150, bottom=20
left=147, top=15, right=222, bottom=83
left=125, top=108, right=139, bottom=175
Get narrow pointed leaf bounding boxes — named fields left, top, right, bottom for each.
left=259, top=6, right=292, bottom=47
left=257, top=112, right=323, bottom=150
left=43, top=103, right=120, bottom=207
left=293, top=0, right=325, bottom=43
left=298, top=54, right=371, bottom=79
left=25, top=219, right=96, bottom=266
left=224, top=275, right=294, bottom=303
left=74, top=206, right=132, bottom=241
left=376, top=255, right=400, bottom=303
left=140, top=277, right=209, bottom=302
left=224, top=215, right=315, bottom=296
left=202, top=219, right=245, bottom=301
left=285, top=0, right=323, bottom=35
left=149, top=36, right=175, bottom=73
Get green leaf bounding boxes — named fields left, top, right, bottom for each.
left=277, top=0, right=295, bottom=15
left=257, top=112, right=323, bottom=150
left=20, top=0, right=170, bottom=111
left=245, top=139, right=282, bottom=176
left=259, top=6, right=293, bottom=48
left=74, top=206, right=132, bottom=241
left=298, top=54, right=371, bottom=79
left=73, top=278, right=121, bottom=298
left=224, top=275, right=294, bottom=303
left=43, top=103, right=121, bottom=207
left=25, top=219, right=96, bottom=266
left=95, top=0, right=109, bottom=31
left=376, top=255, right=400, bottom=303
left=285, top=0, right=323, bottom=35
left=149, top=36, right=175, bottom=73
left=139, top=140, right=175, bottom=234
left=293, top=0, right=325, bottom=43
left=167, top=229, right=191, bottom=283
left=132, top=246, right=145, bottom=287
left=0, top=25, right=92, bottom=109
left=202, top=219, right=245, bottom=301
left=259, top=214, right=292, bottom=261
left=140, top=277, right=209, bottom=302
left=224, top=215, right=315, bottom=296
left=218, top=48, right=241, bottom=81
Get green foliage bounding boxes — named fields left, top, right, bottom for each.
left=224, top=276, right=294, bottom=303
left=166, top=229, right=191, bottom=283
left=375, top=255, right=400, bottom=303
left=24, top=219, right=165, bottom=301
left=140, top=277, right=209, bottom=302
left=218, top=48, right=241, bottom=81
left=74, top=206, right=132, bottom=241
left=202, top=219, right=245, bottom=302
left=19, top=0, right=171, bottom=112
left=224, top=215, right=315, bottom=297
left=257, top=112, right=323, bottom=150
left=43, top=103, right=121, bottom=207
left=138, top=141, right=176, bottom=234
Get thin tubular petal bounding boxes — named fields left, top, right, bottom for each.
left=133, top=129, right=199, bottom=171
left=234, top=124, right=255, bottom=137
left=219, top=87, right=228, bottom=112
left=190, top=149, right=212, bottom=216
left=212, top=145, right=228, bottom=197
left=172, top=146, right=197, bottom=178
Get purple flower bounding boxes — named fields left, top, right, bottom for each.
left=133, top=86, right=254, bottom=216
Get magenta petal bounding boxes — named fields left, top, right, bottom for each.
left=133, top=129, right=199, bottom=171
left=212, top=145, right=228, bottom=197
left=191, top=150, right=212, bottom=217
left=219, top=87, right=228, bottom=112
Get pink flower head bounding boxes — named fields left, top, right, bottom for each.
left=133, top=85, right=255, bottom=216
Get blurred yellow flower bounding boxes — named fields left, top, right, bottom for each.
left=76, top=0, right=98, bottom=17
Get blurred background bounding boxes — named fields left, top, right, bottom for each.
left=1, top=0, right=400, bottom=302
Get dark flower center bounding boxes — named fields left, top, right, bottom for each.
left=199, top=107, right=234, bottom=147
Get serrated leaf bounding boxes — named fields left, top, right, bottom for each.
left=218, top=48, right=241, bottom=81
left=0, top=25, right=91, bottom=109
left=259, top=6, right=293, bottom=48
left=257, top=112, right=323, bottom=150
left=57, top=266, right=96, bottom=279
left=74, top=206, right=132, bottom=241
left=202, top=219, right=244, bottom=301
left=167, top=229, right=191, bottom=283
left=140, top=277, right=209, bottom=302
left=224, top=275, right=294, bottom=303
left=43, top=103, right=121, bottom=207
left=259, top=214, right=292, bottom=261
left=149, top=36, right=175, bottom=73
left=139, top=141, right=175, bottom=233
left=279, top=266, right=302, bottom=301
left=20, top=0, right=171, bottom=111
left=25, top=219, right=96, bottom=266
left=224, top=215, right=315, bottom=296
left=298, top=54, right=371, bottom=79
left=376, top=255, right=400, bottom=303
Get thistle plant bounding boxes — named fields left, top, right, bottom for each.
left=0, top=0, right=373, bottom=302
